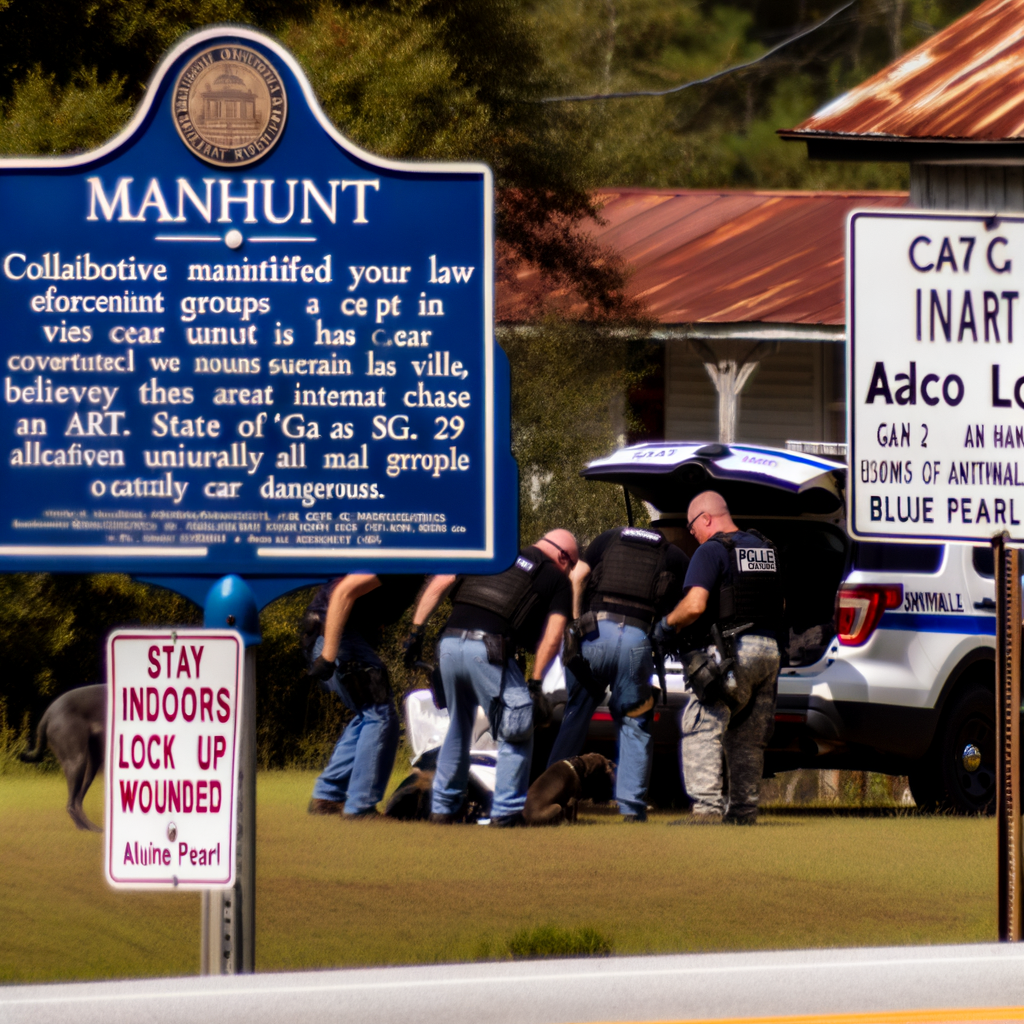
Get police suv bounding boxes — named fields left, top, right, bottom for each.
left=577, top=441, right=997, bottom=814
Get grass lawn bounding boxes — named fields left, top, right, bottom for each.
left=0, top=769, right=997, bottom=984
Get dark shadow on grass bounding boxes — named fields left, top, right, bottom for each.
left=762, top=806, right=935, bottom=818
left=506, top=925, right=612, bottom=959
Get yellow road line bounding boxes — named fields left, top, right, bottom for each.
left=581, top=1009, right=1024, bottom=1024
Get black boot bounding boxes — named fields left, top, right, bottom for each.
left=489, top=811, right=526, bottom=828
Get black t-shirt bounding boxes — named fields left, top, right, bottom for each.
left=684, top=531, right=776, bottom=639
left=319, top=574, right=425, bottom=643
left=583, top=527, right=689, bottom=621
left=446, top=546, right=573, bottom=651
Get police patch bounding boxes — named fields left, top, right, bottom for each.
left=173, top=46, right=287, bottom=167
left=736, top=547, right=777, bottom=573
left=515, top=556, right=537, bottom=573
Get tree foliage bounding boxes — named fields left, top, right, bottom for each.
left=528, top=0, right=981, bottom=191
left=0, top=0, right=993, bottom=765
left=0, top=71, right=133, bottom=156
left=0, top=576, right=200, bottom=767
left=503, top=320, right=653, bottom=548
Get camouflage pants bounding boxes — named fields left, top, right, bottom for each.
left=680, top=634, right=779, bottom=822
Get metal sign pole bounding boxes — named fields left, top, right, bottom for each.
left=200, top=577, right=260, bottom=974
left=995, top=533, right=1022, bottom=942
left=199, top=653, right=256, bottom=974
left=238, top=646, right=257, bottom=972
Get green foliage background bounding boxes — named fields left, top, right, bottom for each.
left=0, top=0, right=985, bottom=767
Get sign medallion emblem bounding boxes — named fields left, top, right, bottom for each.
left=173, top=46, right=287, bottom=167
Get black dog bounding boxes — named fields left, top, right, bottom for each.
left=524, top=752, right=616, bottom=825
left=20, top=684, right=106, bottom=832
left=384, top=748, right=493, bottom=822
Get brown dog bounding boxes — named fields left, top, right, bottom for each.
left=20, top=684, right=106, bottom=831
left=524, top=752, right=616, bottom=825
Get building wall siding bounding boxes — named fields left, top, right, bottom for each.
left=910, top=165, right=1024, bottom=212
left=664, top=339, right=845, bottom=446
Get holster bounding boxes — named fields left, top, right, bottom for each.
left=684, top=622, right=755, bottom=707
left=483, top=633, right=506, bottom=666
left=563, top=621, right=582, bottom=665
left=337, top=660, right=391, bottom=708
left=567, top=652, right=604, bottom=702
left=429, top=663, right=447, bottom=711
left=683, top=648, right=731, bottom=704
left=487, top=696, right=503, bottom=737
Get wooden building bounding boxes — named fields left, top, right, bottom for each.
left=499, top=188, right=905, bottom=450
left=499, top=0, right=1024, bottom=451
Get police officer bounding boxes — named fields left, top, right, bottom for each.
left=656, top=491, right=782, bottom=824
left=547, top=525, right=688, bottom=821
left=416, top=530, right=577, bottom=826
left=306, top=573, right=426, bottom=818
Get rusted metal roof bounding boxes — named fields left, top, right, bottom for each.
left=782, top=0, right=1024, bottom=143
left=498, top=188, right=907, bottom=326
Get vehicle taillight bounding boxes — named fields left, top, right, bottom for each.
left=836, top=584, right=903, bottom=646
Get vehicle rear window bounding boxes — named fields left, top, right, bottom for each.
left=851, top=542, right=944, bottom=574
left=973, top=546, right=994, bottom=578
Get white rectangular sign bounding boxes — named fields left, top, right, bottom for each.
left=849, top=209, right=1024, bottom=543
left=105, top=630, right=244, bottom=889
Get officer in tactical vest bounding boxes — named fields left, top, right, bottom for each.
left=548, top=525, right=688, bottom=822
left=412, top=530, right=577, bottom=826
left=305, top=573, right=426, bottom=818
left=656, top=490, right=782, bottom=824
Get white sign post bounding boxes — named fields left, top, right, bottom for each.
left=849, top=209, right=1023, bottom=941
left=848, top=210, right=1024, bottom=544
left=105, top=630, right=244, bottom=890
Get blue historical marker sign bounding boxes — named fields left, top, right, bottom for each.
left=0, top=27, right=517, bottom=578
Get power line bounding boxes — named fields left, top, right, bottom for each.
left=536, top=0, right=857, bottom=104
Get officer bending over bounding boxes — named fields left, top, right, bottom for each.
left=657, top=491, right=781, bottom=824
left=548, top=525, right=688, bottom=821
left=416, top=530, right=577, bottom=827
left=305, top=573, right=425, bottom=818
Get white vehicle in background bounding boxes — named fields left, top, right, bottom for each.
left=577, top=441, right=997, bottom=814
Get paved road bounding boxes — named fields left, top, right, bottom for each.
left=4, top=943, right=1024, bottom=1024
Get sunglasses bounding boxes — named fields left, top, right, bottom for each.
left=687, top=511, right=709, bottom=536
left=542, top=537, right=577, bottom=569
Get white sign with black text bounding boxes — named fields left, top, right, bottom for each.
left=849, top=209, right=1024, bottom=543
left=104, top=630, right=244, bottom=889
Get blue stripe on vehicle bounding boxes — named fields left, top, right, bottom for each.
left=727, top=444, right=842, bottom=471
left=879, top=612, right=996, bottom=635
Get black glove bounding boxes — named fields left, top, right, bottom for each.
left=651, top=616, right=673, bottom=646
left=401, top=624, right=426, bottom=668
left=307, top=654, right=336, bottom=681
left=529, top=681, right=553, bottom=729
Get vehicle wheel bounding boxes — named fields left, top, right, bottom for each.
left=934, top=685, right=996, bottom=815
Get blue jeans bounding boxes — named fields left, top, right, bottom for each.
left=310, top=633, right=399, bottom=815
left=431, top=635, right=534, bottom=819
left=548, top=619, right=654, bottom=818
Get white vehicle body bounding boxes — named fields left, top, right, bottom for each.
left=580, top=441, right=997, bottom=812
left=403, top=689, right=498, bottom=800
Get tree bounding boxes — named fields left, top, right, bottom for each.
left=0, top=2, right=639, bottom=763
left=524, top=0, right=983, bottom=192
left=0, top=575, right=200, bottom=768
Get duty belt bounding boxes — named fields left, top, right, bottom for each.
left=441, top=628, right=508, bottom=642
left=596, top=611, right=651, bottom=632
left=441, top=627, right=509, bottom=666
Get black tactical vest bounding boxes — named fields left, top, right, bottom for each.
left=712, top=529, right=783, bottom=630
left=591, top=527, right=673, bottom=623
left=453, top=550, right=544, bottom=632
